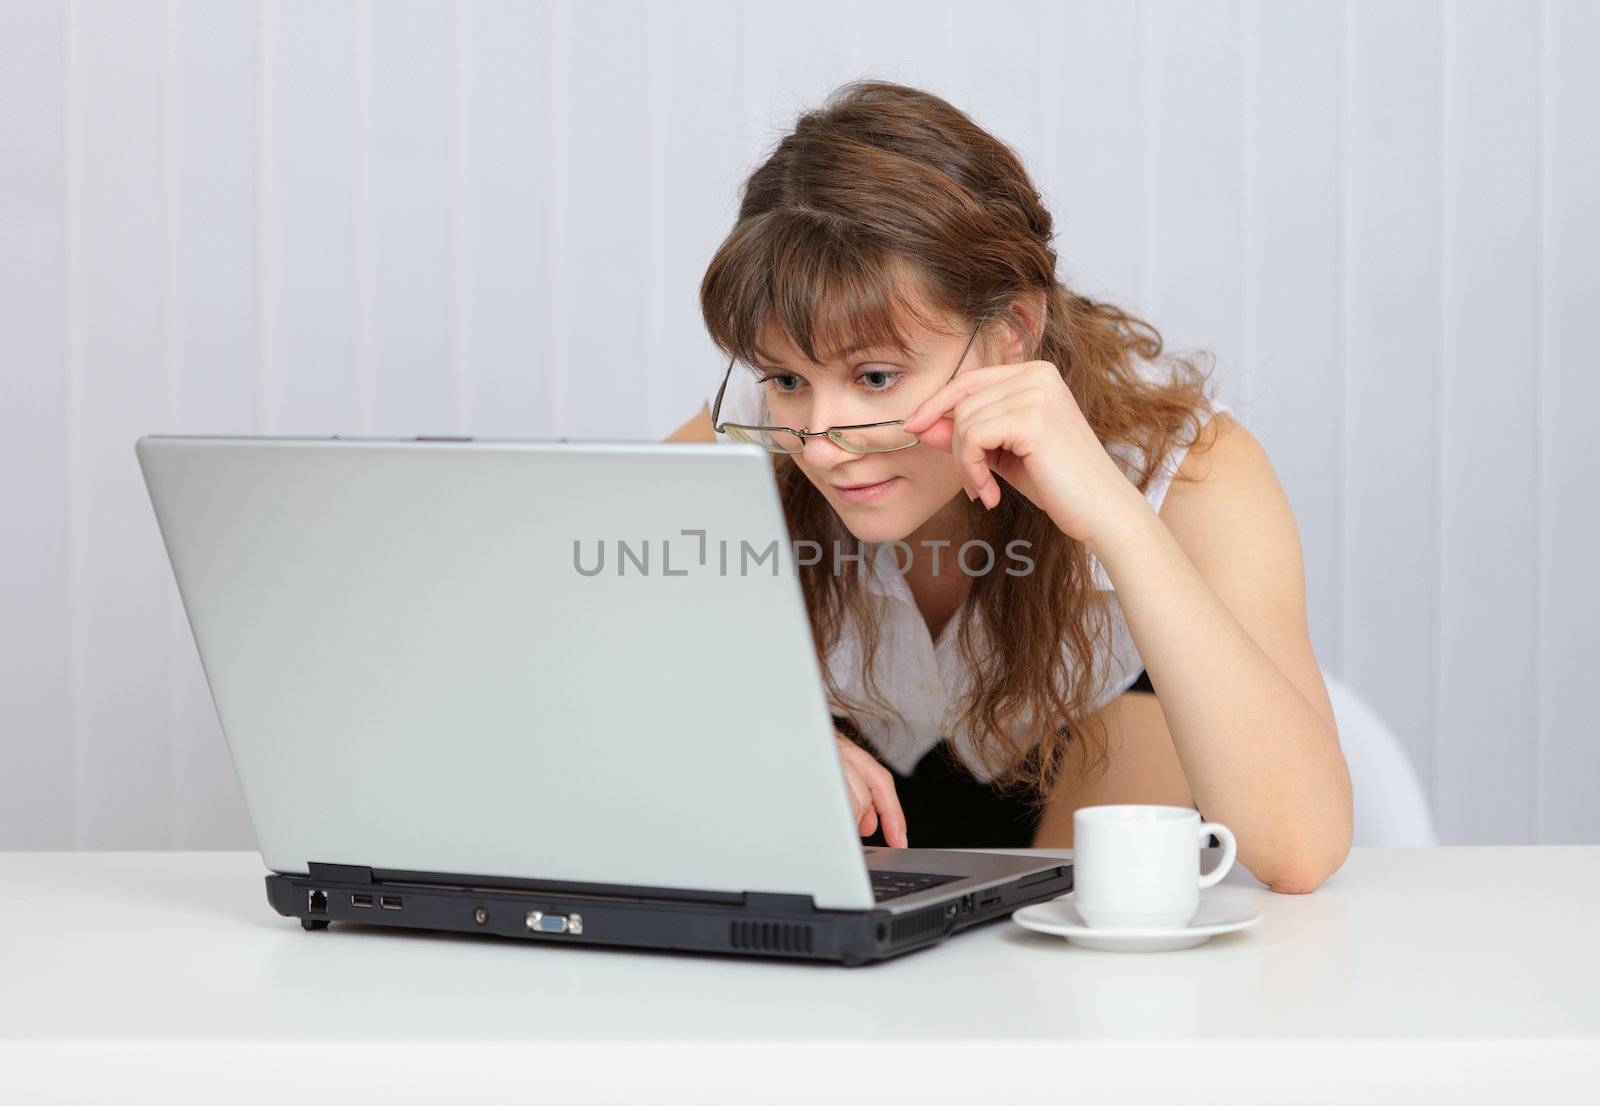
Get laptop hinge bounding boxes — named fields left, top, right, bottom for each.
left=308, top=861, right=374, bottom=884
left=300, top=863, right=819, bottom=913
left=741, top=891, right=818, bottom=914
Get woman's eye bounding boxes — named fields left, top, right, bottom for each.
left=760, top=368, right=901, bottom=393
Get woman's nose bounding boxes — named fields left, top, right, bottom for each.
left=806, top=391, right=875, bottom=434
left=796, top=389, right=868, bottom=462
left=801, top=430, right=853, bottom=466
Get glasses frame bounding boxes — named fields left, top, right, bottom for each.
left=711, top=320, right=985, bottom=455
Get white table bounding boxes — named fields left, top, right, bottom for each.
left=2, top=847, right=1596, bottom=1104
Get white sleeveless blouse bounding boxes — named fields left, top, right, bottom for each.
left=708, top=358, right=1230, bottom=782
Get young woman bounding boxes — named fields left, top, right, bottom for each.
left=668, top=81, right=1351, bottom=894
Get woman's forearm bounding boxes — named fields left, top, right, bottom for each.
left=1085, top=497, right=1353, bottom=893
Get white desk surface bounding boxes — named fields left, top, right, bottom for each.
left=2, top=846, right=1597, bottom=1104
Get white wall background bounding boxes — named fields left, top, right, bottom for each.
left=2, top=0, right=1596, bottom=850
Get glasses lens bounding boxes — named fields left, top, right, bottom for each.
left=724, top=425, right=805, bottom=454
left=828, top=423, right=918, bottom=454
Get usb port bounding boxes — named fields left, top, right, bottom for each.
left=379, top=896, right=403, bottom=910
left=979, top=895, right=1001, bottom=909
left=351, top=894, right=374, bottom=908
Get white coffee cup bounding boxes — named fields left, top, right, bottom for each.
left=1072, top=804, right=1237, bottom=929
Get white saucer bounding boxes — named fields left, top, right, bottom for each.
left=1011, top=896, right=1262, bottom=952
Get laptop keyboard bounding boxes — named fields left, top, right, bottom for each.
left=869, top=870, right=960, bottom=903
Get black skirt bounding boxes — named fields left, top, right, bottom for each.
left=838, top=667, right=1172, bottom=850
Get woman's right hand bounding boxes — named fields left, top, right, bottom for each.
left=834, top=732, right=909, bottom=848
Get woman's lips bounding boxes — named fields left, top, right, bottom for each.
left=833, top=476, right=901, bottom=504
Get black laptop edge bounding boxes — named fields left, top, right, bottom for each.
left=266, top=859, right=1074, bottom=967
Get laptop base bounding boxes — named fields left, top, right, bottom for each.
left=266, top=860, right=1073, bottom=967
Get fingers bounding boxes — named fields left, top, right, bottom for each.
left=908, top=377, right=1036, bottom=510
left=955, top=412, right=1013, bottom=508
left=862, top=763, right=909, bottom=848
left=948, top=392, right=1028, bottom=507
left=846, top=772, right=872, bottom=826
left=860, top=807, right=879, bottom=837
left=910, top=410, right=986, bottom=501
left=902, top=364, right=1021, bottom=434
left=835, top=735, right=909, bottom=848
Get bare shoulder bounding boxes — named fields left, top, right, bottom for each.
left=664, top=403, right=717, bottom=444
left=1163, top=410, right=1273, bottom=506
left=1156, top=410, right=1295, bottom=572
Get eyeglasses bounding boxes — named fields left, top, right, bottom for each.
left=711, top=321, right=984, bottom=455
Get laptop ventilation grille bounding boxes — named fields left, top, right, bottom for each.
left=730, top=920, right=816, bottom=955
left=889, top=906, right=949, bottom=946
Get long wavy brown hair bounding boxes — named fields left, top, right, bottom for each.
left=699, top=80, right=1220, bottom=812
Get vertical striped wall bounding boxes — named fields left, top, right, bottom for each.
left=2, top=0, right=1596, bottom=849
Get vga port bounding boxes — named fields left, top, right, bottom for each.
left=525, top=910, right=584, bottom=935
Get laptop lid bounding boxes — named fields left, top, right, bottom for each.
left=136, top=436, right=877, bottom=911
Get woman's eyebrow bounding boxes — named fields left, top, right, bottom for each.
left=751, top=340, right=909, bottom=368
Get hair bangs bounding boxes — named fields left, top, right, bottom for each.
left=702, top=209, right=947, bottom=372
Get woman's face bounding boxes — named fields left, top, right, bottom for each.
left=749, top=313, right=989, bottom=545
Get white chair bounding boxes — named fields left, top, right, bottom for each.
left=1323, top=671, right=1439, bottom=846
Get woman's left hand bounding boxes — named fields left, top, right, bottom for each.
left=900, top=360, right=1145, bottom=546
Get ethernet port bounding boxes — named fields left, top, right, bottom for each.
left=307, top=889, right=328, bottom=913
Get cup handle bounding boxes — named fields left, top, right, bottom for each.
left=1198, top=822, right=1237, bottom=888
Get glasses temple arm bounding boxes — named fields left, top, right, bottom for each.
left=710, top=357, right=736, bottom=430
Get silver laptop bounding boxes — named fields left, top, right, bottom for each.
left=135, top=434, right=1072, bottom=965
